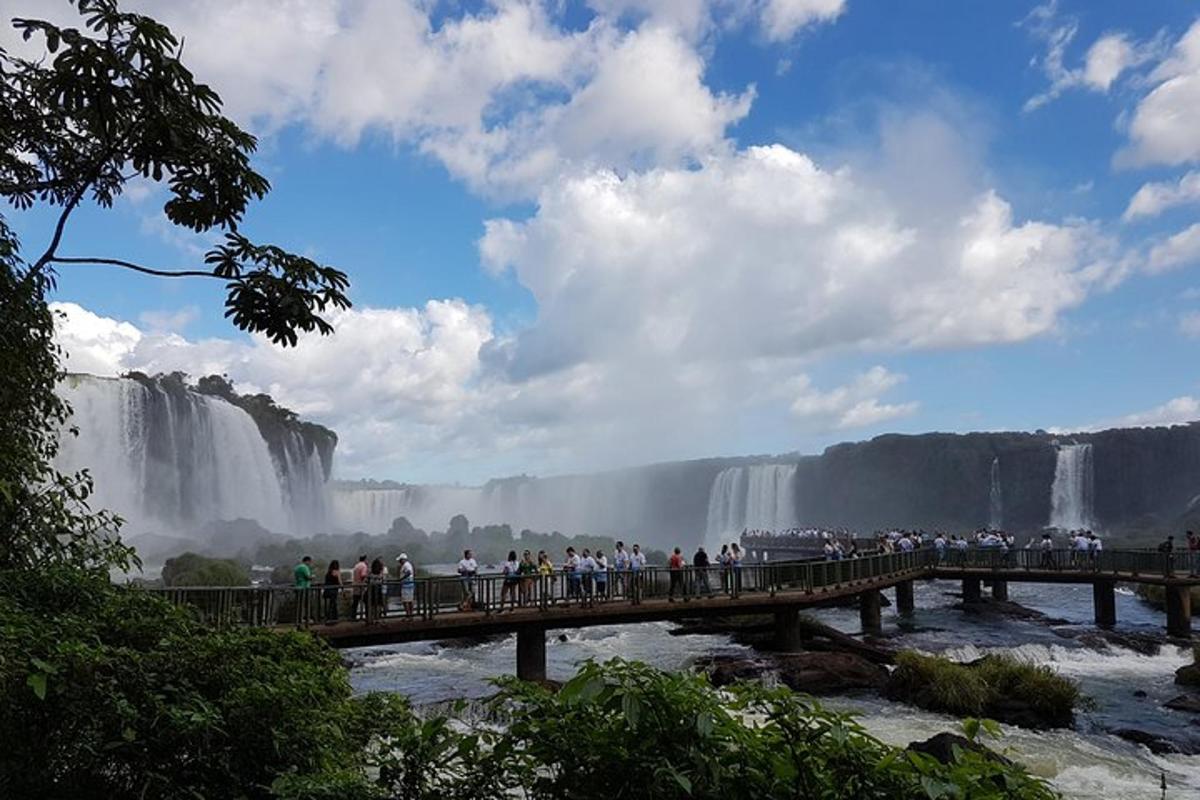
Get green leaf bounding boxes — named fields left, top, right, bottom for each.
left=27, top=673, right=47, bottom=700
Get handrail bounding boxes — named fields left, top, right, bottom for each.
left=140, top=547, right=1197, bottom=630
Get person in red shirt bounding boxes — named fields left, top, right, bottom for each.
left=668, top=547, right=686, bottom=602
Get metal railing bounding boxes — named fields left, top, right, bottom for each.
left=144, top=549, right=932, bottom=629
left=932, top=547, right=1199, bottom=578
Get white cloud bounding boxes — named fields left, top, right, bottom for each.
left=759, top=0, right=846, bottom=42
left=1147, top=222, right=1200, bottom=273
left=1117, top=20, right=1200, bottom=167
left=52, top=303, right=144, bottom=376
left=789, top=366, right=917, bottom=429
left=138, top=306, right=200, bottom=332
left=1112, top=396, right=1200, bottom=428
left=1123, top=170, right=1200, bottom=220
left=1180, top=312, right=1200, bottom=338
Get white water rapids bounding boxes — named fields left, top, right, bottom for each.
left=1049, top=443, right=1097, bottom=531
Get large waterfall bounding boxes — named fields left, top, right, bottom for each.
left=56, top=375, right=331, bottom=538
left=1048, top=443, right=1096, bottom=531
left=989, top=457, right=1003, bottom=529
left=705, top=464, right=799, bottom=542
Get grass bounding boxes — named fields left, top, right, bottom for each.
left=888, top=651, right=1081, bottom=728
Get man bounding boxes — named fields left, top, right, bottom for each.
left=564, top=547, right=582, bottom=605
left=293, top=556, right=313, bottom=626
left=579, top=548, right=596, bottom=607
left=628, top=544, right=647, bottom=603
left=457, top=549, right=478, bottom=611
left=1039, top=533, right=1055, bottom=569
left=668, top=547, right=686, bottom=602
left=395, top=554, right=416, bottom=617
left=692, top=546, right=712, bottom=596
left=613, top=541, right=630, bottom=598
left=1188, top=531, right=1199, bottom=577
left=350, top=555, right=369, bottom=619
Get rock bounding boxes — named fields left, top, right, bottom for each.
left=987, top=696, right=1073, bottom=730
left=694, top=654, right=771, bottom=687
left=774, top=652, right=889, bottom=694
left=1099, top=630, right=1163, bottom=656
left=1133, top=690, right=1148, bottom=698
left=906, top=733, right=1012, bottom=766
left=1165, top=694, right=1200, bottom=713
left=1110, top=728, right=1200, bottom=755
left=1176, top=662, right=1200, bottom=688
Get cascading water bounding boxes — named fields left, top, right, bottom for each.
left=56, top=374, right=330, bottom=538
left=1048, top=443, right=1096, bottom=530
left=705, top=464, right=799, bottom=542
left=988, top=456, right=1002, bottom=529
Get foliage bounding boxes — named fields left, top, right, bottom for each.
left=1, top=0, right=351, bottom=346
left=161, top=551, right=250, bottom=586
left=0, top=219, right=132, bottom=571
left=1133, top=582, right=1200, bottom=610
left=888, top=651, right=1081, bottom=728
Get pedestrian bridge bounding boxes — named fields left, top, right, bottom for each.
left=148, top=548, right=1198, bottom=681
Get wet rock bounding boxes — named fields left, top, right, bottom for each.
left=906, top=733, right=1012, bottom=766
left=955, top=597, right=1070, bottom=626
left=694, top=654, right=772, bottom=687
left=986, top=696, right=1073, bottom=730
left=1133, top=690, right=1148, bottom=698
left=1165, top=694, right=1200, bottom=713
left=1110, top=728, right=1200, bottom=755
left=1074, top=630, right=1164, bottom=656
left=1176, top=662, right=1200, bottom=688
left=775, top=652, right=889, bottom=695
left=434, top=634, right=508, bottom=649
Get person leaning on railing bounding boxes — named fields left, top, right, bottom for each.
left=395, top=554, right=415, bottom=617
left=457, top=550, right=478, bottom=612
left=322, top=560, right=341, bottom=625
left=293, top=555, right=313, bottom=628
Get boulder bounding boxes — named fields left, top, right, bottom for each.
left=694, top=654, right=771, bottom=687
left=1176, top=662, right=1200, bottom=688
left=775, top=652, right=889, bottom=694
left=1165, top=694, right=1200, bottom=713
left=906, top=733, right=1012, bottom=766
left=1110, top=728, right=1200, bottom=756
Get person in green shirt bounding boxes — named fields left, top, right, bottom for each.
left=293, top=556, right=313, bottom=588
left=293, top=556, right=313, bottom=627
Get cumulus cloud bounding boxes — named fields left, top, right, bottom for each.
left=1117, top=20, right=1200, bottom=167
left=1111, top=396, right=1200, bottom=428
left=759, top=0, right=847, bottom=42
left=1123, top=170, right=1200, bottom=220
left=1147, top=222, right=1200, bottom=273
left=788, top=367, right=917, bottom=429
left=53, top=303, right=144, bottom=376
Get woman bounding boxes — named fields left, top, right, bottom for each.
left=719, top=544, right=731, bottom=592
left=500, top=550, right=520, bottom=612
left=322, top=560, right=341, bottom=625
left=730, top=543, right=744, bottom=593
left=537, top=550, right=555, bottom=604
left=518, top=550, right=537, bottom=606
left=367, top=557, right=386, bottom=623
left=593, top=549, right=609, bottom=601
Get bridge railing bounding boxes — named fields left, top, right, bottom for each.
left=933, top=547, right=1198, bottom=577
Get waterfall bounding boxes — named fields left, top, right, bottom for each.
left=56, top=374, right=329, bottom=538
left=1048, top=443, right=1096, bottom=531
left=988, top=457, right=1003, bottom=529
left=705, top=464, right=799, bottom=542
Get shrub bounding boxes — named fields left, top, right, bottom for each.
left=161, top=551, right=250, bottom=586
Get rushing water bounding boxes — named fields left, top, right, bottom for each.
left=989, top=456, right=1003, bottom=529
left=348, top=580, right=1199, bottom=799
left=704, top=464, right=799, bottom=546
left=1049, top=444, right=1097, bottom=531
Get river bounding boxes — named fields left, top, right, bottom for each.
left=348, top=578, right=1200, bottom=798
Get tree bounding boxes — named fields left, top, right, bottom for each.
left=160, top=552, right=250, bottom=587
left=0, top=0, right=353, bottom=570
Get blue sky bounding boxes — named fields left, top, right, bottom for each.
left=8, top=0, right=1200, bottom=483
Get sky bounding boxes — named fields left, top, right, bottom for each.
left=6, top=0, right=1200, bottom=484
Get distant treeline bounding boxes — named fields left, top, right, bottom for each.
left=246, top=514, right=670, bottom=573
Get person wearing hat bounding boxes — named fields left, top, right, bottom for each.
left=395, top=553, right=416, bottom=617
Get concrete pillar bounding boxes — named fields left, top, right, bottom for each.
left=774, top=607, right=803, bottom=652
left=516, top=627, right=547, bottom=682
left=1092, top=580, right=1116, bottom=628
left=895, top=580, right=915, bottom=616
left=860, top=589, right=882, bottom=636
left=991, top=580, right=1009, bottom=602
left=962, top=578, right=982, bottom=604
left=1166, top=585, right=1193, bottom=639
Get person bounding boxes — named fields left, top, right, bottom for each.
left=692, top=546, right=712, bottom=596
left=293, top=555, right=313, bottom=626
left=668, top=547, right=686, bottom=601
left=350, top=554, right=369, bottom=620
left=613, top=541, right=629, bottom=597
left=592, top=551, right=609, bottom=599
left=395, top=553, right=415, bottom=617
left=1073, top=530, right=1091, bottom=568
left=719, top=544, right=732, bottom=590
left=822, top=539, right=836, bottom=560
left=458, top=549, right=478, bottom=611
left=730, top=543, right=744, bottom=592
left=1159, top=535, right=1175, bottom=554
left=500, top=550, right=520, bottom=612
left=1039, top=533, right=1055, bottom=569
left=368, top=557, right=386, bottom=622
left=629, top=544, right=646, bottom=602
left=579, top=548, right=596, bottom=606
left=1188, top=531, right=1199, bottom=577
left=564, top=547, right=583, bottom=605
left=322, top=560, right=341, bottom=624
left=518, top=550, right=537, bottom=606
left=537, top=550, right=555, bottom=602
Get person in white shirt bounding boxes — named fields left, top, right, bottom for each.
left=500, top=550, right=520, bottom=612
left=579, top=548, right=596, bottom=606
left=1039, top=533, right=1055, bottom=569
left=395, top=554, right=416, bottom=617
left=593, top=550, right=609, bottom=601
left=564, top=547, right=582, bottom=605
left=628, top=544, right=646, bottom=602
left=1087, top=533, right=1102, bottom=567
left=613, top=542, right=629, bottom=597
left=457, top=549, right=478, bottom=611
left=629, top=544, right=647, bottom=571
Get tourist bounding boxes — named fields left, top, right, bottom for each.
left=322, top=559, right=341, bottom=625
left=668, top=547, right=686, bottom=601
left=731, top=543, right=744, bottom=592
left=537, top=550, right=555, bottom=602
left=1188, top=531, right=1199, bottom=577
left=1073, top=531, right=1091, bottom=569
left=629, top=544, right=646, bottom=602
left=350, top=554, right=369, bottom=620
left=395, top=553, right=416, bottom=617
left=594, top=549, right=609, bottom=601
left=500, top=550, right=520, bottom=612
left=1159, top=535, right=1175, bottom=554
left=1039, top=533, right=1055, bottom=569
left=822, top=539, right=835, bottom=560
left=580, top=548, right=596, bottom=606
left=564, top=547, right=582, bottom=605
left=719, top=544, right=732, bottom=589
left=693, top=546, right=712, bottom=596
left=933, top=533, right=947, bottom=562
left=519, top=550, right=537, bottom=606
left=293, top=555, right=313, bottom=627
left=368, top=557, right=386, bottom=622
left=458, top=549, right=478, bottom=611
left=1087, top=532, right=1103, bottom=563
left=613, top=541, right=630, bottom=596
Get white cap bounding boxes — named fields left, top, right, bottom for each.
left=396, top=553, right=408, bottom=561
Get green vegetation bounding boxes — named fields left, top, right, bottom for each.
left=887, top=652, right=1081, bottom=729
left=161, top=551, right=250, bottom=587
left=1133, top=583, right=1200, bottom=610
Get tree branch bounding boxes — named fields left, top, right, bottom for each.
left=50, top=256, right=219, bottom=279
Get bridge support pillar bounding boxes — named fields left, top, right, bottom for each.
left=962, top=578, right=982, bottom=604
left=1092, top=580, right=1116, bottom=628
left=774, top=607, right=803, bottom=652
left=991, top=580, right=1009, bottom=602
left=1166, top=585, right=1193, bottom=638
left=516, top=626, right=547, bottom=682
left=895, top=580, right=915, bottom=616
left=860, top=589, right=882, bottom=636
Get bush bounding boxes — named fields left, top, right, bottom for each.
left=888, top=651, right=1080, bottom=729
left=161, top=551, right=250, bottom=586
